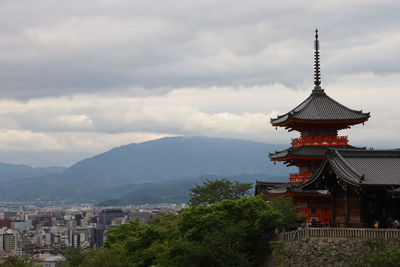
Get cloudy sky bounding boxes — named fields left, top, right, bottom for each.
left=0, top=0, right=399, bottom=166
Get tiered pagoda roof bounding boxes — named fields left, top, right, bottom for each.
left=269, top=145, right=363, bottom=161
left=268, top=29, right=371, bottom=185
left=270, top=88, right=370, bottom=130
left=258, top=30, right=398, bottom=227
left=271, top=29, right=370, bottom=131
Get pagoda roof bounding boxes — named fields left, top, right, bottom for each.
left=269, top=145, right=363, bottom=161
left=256, top=181, right=330, bottom=196
left=302, top=148, right=400, bottom=187
left=256, top=181, right=287, bottom=188
left=270, top=89, right=370, bottom=127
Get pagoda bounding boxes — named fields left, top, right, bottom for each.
left=256, top=30, right=370, bottom=224
left=270, top=30, right=370, bottom=183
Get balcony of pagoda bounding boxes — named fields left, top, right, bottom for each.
left=291, top=135, right=348, bottom=148
left=289, top=172, right=312, bottom=183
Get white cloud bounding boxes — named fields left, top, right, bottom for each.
left=0, top=71, right=399, bottom=166
left=0, top=1, right=399, bottom=97
left=0, top=1, right=399, bottom=165
left=0, top=130, right=63, bottom=151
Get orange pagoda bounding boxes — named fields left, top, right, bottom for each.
left=256, top=30, right=370, bottom=225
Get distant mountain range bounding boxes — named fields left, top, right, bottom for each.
left=0, top=162, right=66, bottom=182
left=0, top=137, right=292, bottom=203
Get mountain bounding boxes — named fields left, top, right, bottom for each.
left=0, top=162, right=66, bottom=182
left=2, top=136, right=292, bottom=202
left=95, top=173, right=279, bottom=206
left=62, top=136, right=289, bottom=183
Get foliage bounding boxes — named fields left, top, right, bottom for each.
left=268, top=196, right=306, bottom=229
left=188, top=178, right=252, bottom=206
left=0, top=256, right=38, bottom=267
left=59, top=246, right=87, bottom=267
left=81, top=247, right=129, bottom=267
left=268, top=241, right=286, bottom=265
left=362, top=246, right=400, bottom=267
left=95, top=196, right=284, bottom=266
left=1, top=188, right=301, bottom=267
left=102, top=213, right=179, bottom=267
left=160, top=196, right=283, bottom=266
left=51, top=181, right=296, bottom=267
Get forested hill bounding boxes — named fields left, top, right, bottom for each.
left=62, top=136, right=289, bottom=182
left=0, top=162, right=65, bottom=181
left=0, top=137, right=291, bottom=202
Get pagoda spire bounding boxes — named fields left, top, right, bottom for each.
left=313, top=29, right=322, bottom=91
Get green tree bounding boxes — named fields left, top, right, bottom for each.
left=102, top=213, right=179, bottom=267
left=81, top=247, right=128, bottom=267
left=81, top=185, right=290, bottom=266
left=59, top=246, right=87, bottom=267
left=362, top=246, right=400, bottom=267
left=85, top=196, right=285, bottom=267
left=268, top=196, right=306, bottom=229
left=188, top=178, right=252, bottom=206
left=0, top=256, right=37, bottom=267
left=159, top=196, right=283, bottom=266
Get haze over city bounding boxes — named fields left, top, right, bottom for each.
left=0, top=1, right=399, bottom=166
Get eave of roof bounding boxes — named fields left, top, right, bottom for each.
left=256, top=180, right=330, bottom=196
left=269, top=145, right=364, bottom=161
left=266, top=191, right=331, bottom=197
left=270, top=89, right=370, bottom=126
left=256, top=181, right=287, bottom=187
left=300, top=148, right=400, bottom=188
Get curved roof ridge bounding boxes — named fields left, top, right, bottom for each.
left=292, top=94, right=314, bottom=114
left=333, top=148, right=400, bottom=158
left=300, top=148, right=400, bottom=188
left=269, top=148, right=290, bottom=155
left=270, top=89, right=370, bottom=126
left=269, top=145, right=364, bottom=160
left=270, top=93, right=314, bottom=122
left=323, top=92, right=370, bottom=115
left=298, top=159, right=328, bottom=188
left=330, top=149, right=364, bottom=178
left=271, top=93, right=314, bottom=121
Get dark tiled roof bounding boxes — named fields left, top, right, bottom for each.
left=269, top=145, right=362, bottom=160
left=303, top=148, right=400, bottom=187
left=256, top=181, right=288, bottom=193
left=256, top=181, right=329, bottom=195
left=329, top=148, right=400, bottom=186
left=256, top=181, right=287, bottom=187
left=271, top=89, right=370, bottom=125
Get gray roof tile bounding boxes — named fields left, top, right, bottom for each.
left=271, top=89, right=370, bottom=125
left=329, top=149, right=400, bottom=185
left=269, top=145, right=362, bottom=160
left=302, top=148, right=400, bottom=187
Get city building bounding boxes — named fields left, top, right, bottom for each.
left=0, top=203, right=182, bottom=257
left=4, top=212, right=17, bottom=220
left=37, top=215, right=52, bottom=228
left=99, top=209, right=124, bottom=225
left=3, top=232, right=16, bottom=253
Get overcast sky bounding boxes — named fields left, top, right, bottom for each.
left=0, top=0, right=399, bottom=166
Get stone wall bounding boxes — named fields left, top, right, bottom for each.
left=265, top=237, right=400, bottom=267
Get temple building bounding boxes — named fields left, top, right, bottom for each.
left=256, top=30, right=400, bottom=227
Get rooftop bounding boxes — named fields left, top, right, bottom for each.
left=270, top=89, right=370, bottom=128
left=305, top=148, right=400, bottom=187
left=269, top=145, right=362, bottom=161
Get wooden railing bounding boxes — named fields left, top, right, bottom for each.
left=291, top=135, right=348, bottom=147
left=289, top=172, right=312, bottom=183
left=278, top=228, right=400, bottom=242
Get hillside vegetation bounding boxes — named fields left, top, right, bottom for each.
left=0, top=137, right=291, bottom=202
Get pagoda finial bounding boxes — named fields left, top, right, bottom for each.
left=313, top=28, right=322, bottom=91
